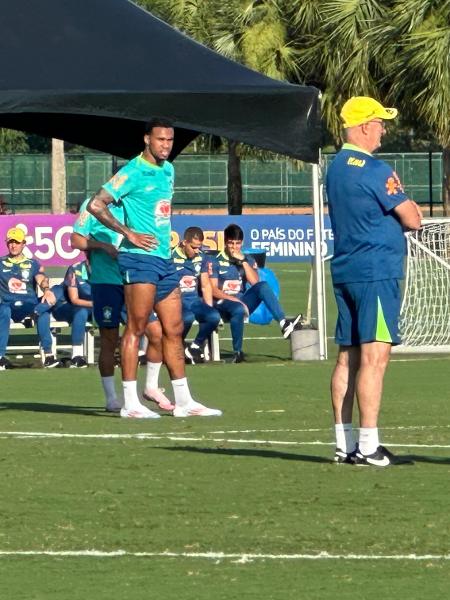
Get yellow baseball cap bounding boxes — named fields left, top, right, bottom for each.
left=341, top=96, right=398, bottom=128
left=6, top=227, right=26, bottom=243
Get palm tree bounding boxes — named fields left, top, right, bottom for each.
left=213, top=1, right=304, bottom=213
left=373, top=0, right=450, bottom=214
left=137, top=0, right=302, bottom=214
left=289, top=0, right=390, bottom=142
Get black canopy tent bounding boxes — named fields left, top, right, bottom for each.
left=0, top=0, right=321, bottom=162
left=0, top=0, right=327, bottom=359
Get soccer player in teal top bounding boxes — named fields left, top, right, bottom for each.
left=326, top=96, right=422, bottom=467
left=71, top=198, right=174, bottom=416
left=87, top=118, right=221, bottom=418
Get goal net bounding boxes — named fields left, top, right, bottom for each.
left=394, top=219, right=450, bottom=353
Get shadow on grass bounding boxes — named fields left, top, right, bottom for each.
left=405, top=454, right=450, bottom=465
left=0, top=402, right=108, bottom=417
left=161, top=446, right=450, bottom=466
left=159, top=445, right=330, bottom=463
left=219, top=351, right=291, bottom=364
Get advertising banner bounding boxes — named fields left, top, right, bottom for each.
left=0, top=214, right=333, bottom=267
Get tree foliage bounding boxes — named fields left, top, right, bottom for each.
left=0, top=129, right=29, bottom=153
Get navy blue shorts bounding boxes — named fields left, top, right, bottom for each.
left=118, top=253, right=179, bottom=303
left=91, top=284, right=125, bottom=328
left=91, top=283, right=159, bottom=328
left=333, top=279, right=401, bottom=346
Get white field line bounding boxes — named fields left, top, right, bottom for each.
left=0, top=549, right=450, bottom=562
left=1, top=431, right=450, bottom=449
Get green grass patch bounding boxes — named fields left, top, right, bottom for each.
left=2, top=262, right=449, bottom=597
left=1, top=355, right=449, bottom=598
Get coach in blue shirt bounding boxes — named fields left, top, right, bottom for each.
left=326, top=96, right=422, bottom=467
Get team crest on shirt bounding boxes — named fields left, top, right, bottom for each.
left=21, top=269, right=30, bottom=281
left=8, top=277, right=26, bottom=293
left=102, top=306, right=112, bottom=321
left=385, top=171, right=404, bottom=195
left=155, top=200, right=171, bottom=218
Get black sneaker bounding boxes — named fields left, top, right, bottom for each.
left=184, top=345, right=205, bottom=365
left=43, top=355, right=61, bottom=369
left=22, top=316, right=34, bottom=329
left=138, top=353, right=147, bottom=366
left=334, top=447, right=358, bottom=464
left=281, top=314, right=303, bottom=339
left=354, top=445, right=413, bottom=467
left=231, top=351, right=245, bottom=363
left=70, top=356, right=88, bottom=368
left=0, top=356, right=13, bottom=370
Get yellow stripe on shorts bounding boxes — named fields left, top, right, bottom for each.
left=376, top=297, right=392, bottom=343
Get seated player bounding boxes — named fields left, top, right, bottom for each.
left=208, top=223, right=302, bottom=363
left=0, top=226, right=60, bottom=369
left=49, top=258, right=93, bottom=368
left=172, top=227, right=221, bottom=364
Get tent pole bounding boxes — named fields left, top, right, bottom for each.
left=312, top=158, right=327, bottom=360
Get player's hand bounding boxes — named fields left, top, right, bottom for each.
left=240, top=301, right=250, bottom=317
left=126, top=231, right=158, bottom=251
left=41, top=290, right=56, bottom=305
left=229, top=249, right=245, bottom=263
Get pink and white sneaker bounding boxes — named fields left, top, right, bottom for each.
left=143, top=388, right=175, bottom=412
left=120, top=404, right=161, bottom=419
left=173, top=401, right=222, bottom=418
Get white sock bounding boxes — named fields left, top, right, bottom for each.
left=145, top=361, right=162, bottom=391
left=190, top=342, right=200, bottom=349
left=279, top=319, right=286, bottom=327
left=358, top=427, right=379, bottom=456
left=101, top=376, right=117, bottom=403
left=171, top=377, right=194, bottom=407
left=335, top=423, right=356, bottom=453
left=72, top=344, right=83, bottom=358
left=123, top=380, right=141, bottom=409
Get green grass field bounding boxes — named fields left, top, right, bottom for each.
left=1, top=264, right=450, bottom=599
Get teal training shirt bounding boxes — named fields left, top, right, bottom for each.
left=72, top=198, right=124, bottom=285
left=102, top=155, right=174, bottom=259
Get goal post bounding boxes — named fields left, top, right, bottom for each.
left=393, top=218, right=450, bottom=354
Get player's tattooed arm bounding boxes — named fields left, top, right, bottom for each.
left=87, top=188, right=158, bottom=251
left=87, top=188, right=129, bottom=237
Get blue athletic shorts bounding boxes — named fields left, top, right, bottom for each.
left=91, top=283, right=159, bottom=328
left=91, top=284, right=125, bottom=328
left=333, top=279, right=401, bottom=346
left=118, top=253, right=179, bottom=303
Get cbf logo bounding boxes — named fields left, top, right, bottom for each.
left=102, top=306, right=112, bottom=322
left=155, top=200, right=171, bottom=219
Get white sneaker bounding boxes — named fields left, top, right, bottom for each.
left=105, top=398, right=122, bottom=413
left=120, top=404, right=161, bottom=419
left=173, top=401, right=222, bottom=418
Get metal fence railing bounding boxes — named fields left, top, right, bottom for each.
left=0, top=151, right=444, bottom=213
